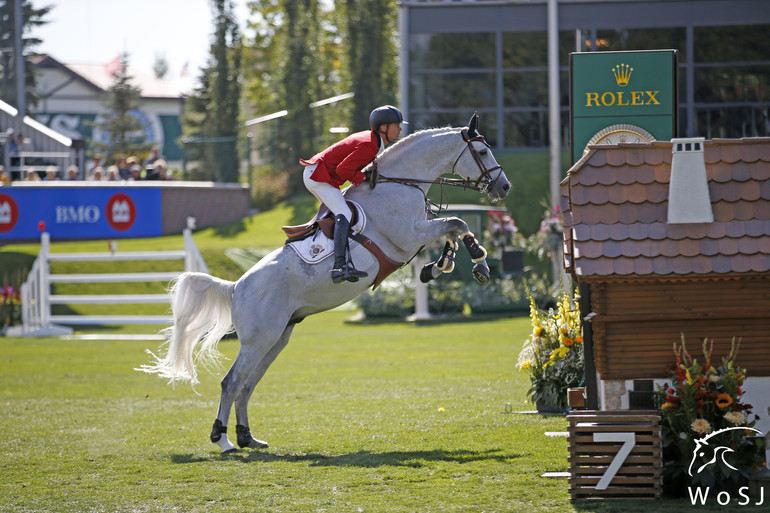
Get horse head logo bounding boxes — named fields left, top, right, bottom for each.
left=688, top=426, right=762, bottom=476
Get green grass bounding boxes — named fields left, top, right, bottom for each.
left=0, top=311, right=748, bottom=512
left=0, top=193, right=764, bottom=511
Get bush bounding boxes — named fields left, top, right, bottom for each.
left=251, top=166, right=291, bottom=210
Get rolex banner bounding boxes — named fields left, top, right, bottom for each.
left=0, top=187, right=162, bottom=240
left=570, top=49, right=678, bottom=163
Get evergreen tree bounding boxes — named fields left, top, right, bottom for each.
left=0, top=0, right=51, bottom=111
left=181, top=0, right=241, bottom=182
left=343, top=0, right=398, bottom=131
left=91, top=53, right=152, bottom=162
left=283, top=0, right=318, bottom=185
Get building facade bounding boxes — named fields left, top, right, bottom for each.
left=399, top=0, right=770, bottom=149
left=30, top=55, right=184, bottom=164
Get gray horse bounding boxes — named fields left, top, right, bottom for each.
left=139, top=114, right=511, bottom=452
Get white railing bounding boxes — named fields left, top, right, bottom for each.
left=9, top=220, right=207, bottom=337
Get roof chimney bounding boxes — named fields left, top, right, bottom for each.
left=667, top=137, right=713, bottom=224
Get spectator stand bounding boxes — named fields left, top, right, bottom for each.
left=1, top=98, right=85, bottom=180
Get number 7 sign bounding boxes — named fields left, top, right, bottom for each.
left=593, top=432, right=636, bottom=490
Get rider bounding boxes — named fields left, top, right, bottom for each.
left=301, top=105, right=406, bottom=283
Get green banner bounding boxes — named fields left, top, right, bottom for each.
left=570, top=50, right=678, bottom=163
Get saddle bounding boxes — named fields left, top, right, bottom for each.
left=282, top=201, right=403, bottom=289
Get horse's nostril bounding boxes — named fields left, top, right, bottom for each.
left=503, top=183, right=510, bottom=191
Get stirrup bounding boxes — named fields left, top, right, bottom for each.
left=331, top=264, right=367, bottom=284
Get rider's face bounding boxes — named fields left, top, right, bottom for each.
left=383, top=123, right=402, bottom=144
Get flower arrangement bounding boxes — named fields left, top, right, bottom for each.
left=517, top=288, right=583, bottom=411
left=1, top=285, right=22, bottom=333
left=655, top=335, right=766, bottom=494
left=484, top=211, right=522, bottom=258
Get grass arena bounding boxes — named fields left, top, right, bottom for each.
left=0, top=197, right=752, bottom=512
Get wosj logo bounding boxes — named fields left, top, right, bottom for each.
left=687, top=426, right=765, bottom=506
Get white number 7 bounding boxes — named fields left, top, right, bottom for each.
left=592, top=432, right=635, bottom=490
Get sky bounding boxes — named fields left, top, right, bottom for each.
left=31, top=0, right=251, bottom=88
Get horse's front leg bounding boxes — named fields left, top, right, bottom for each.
left=410, top=217, right=491, bottom=284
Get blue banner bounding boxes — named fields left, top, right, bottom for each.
left=0, top=186, right=162, bottom=240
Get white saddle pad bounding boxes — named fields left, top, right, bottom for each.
left=287, top=201, right=366, bottom=264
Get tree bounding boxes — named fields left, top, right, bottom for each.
left=0, top=0, right=51, bottom=112
left=91, top=53, right=153, bottom=162
left=342, top=0, right=398, bottom=131
left=181, top=0, right=242, bottom=182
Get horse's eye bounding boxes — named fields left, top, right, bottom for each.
left=479, top=149, right=488, bottom=156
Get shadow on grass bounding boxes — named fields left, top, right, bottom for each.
left=171, top=448, right=521, bottom=468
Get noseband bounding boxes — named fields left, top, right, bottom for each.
left=450, top=128, right=504, bottom=193
left=374, top=128, right=504, bottom=195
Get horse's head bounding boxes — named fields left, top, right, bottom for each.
left=454, top=114, right=510, bottom=201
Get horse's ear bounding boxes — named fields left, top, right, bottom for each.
left=468, top=113, right=479, bottom=137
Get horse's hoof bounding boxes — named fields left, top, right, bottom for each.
left=472, top=261, right=490, bottom=284
left=214, top=436, right=238, bottom=453
left=244, top=438, right=269, bottom=449
left=236, top=425, right=269, bottom=449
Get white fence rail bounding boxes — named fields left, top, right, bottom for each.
left=9, top=224, right=207, bottom=337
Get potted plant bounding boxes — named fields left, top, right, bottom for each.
left=655, top=336, right=766, bottom=496
left=517, top=289, right=583, bottom=412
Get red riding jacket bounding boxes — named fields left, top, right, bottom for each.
left=300, top=130, right=381, bottom=188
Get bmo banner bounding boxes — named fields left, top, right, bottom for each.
left=0, top=186, right=162, bottom=240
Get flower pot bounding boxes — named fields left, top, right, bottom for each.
left=536, top=399, right=563, bottom=414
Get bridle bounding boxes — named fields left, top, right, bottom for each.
left=374, top=127, right=504, bottom=195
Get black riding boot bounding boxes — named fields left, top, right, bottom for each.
left=331, top=214, right=368, bottom=284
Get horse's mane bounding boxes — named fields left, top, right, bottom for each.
left=377, top=126, right=457, bottom=163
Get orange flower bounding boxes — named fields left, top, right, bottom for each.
left=563, top=337, right=574, bottom=347
left=575, top=336, right=583, bottom=344
left=715, top=394, right=733, bottom=408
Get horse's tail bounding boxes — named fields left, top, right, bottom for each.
left=137, top=272, right=236, bottom=385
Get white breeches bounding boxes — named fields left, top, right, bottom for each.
left=303, top=164, right=363, bottom=232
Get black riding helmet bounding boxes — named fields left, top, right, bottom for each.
left=369, top=105, right=407, bottom=131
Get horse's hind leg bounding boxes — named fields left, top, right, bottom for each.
left=210, top=341, right=270, bottom=453
left=233, top=324, right=294, bottom=449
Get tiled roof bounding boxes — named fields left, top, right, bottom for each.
left=561, top=138, right=770, bottom=279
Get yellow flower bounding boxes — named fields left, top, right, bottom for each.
left=519, top=360, right=532, bottom=370
left=661, top=402, right=674, bottom=410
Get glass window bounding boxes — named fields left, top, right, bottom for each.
left=410, top=33, right=496, bottom=70
left=410, top=72, right=496, bottom=110
left=503, top=32, right=547, bottom=68
left=595, top=28, right=686, bottom=59
left=408, top=112, right=498, bottom=147
left=693, top=66, right=770, bottom=103
left=696, top=106, right=770, bottom=139
left=503, top=71, right=547, bottom=107
left=503, top=111, right=549, bottom=148
left=694, top=25, right=769, bottom=62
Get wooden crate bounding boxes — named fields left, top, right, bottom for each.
left=567, top=410, right=662, bottom=501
